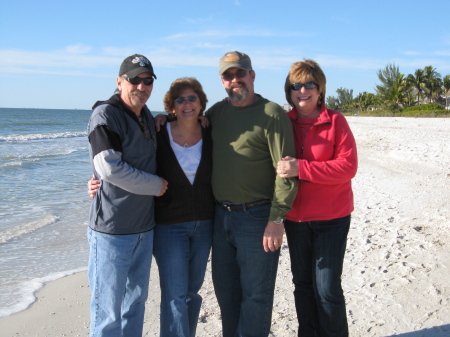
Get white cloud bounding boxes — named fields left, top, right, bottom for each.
left=185, top=16, right=214, bottom=24
left=435, top=50, right=450, bottom=56
left=404, top=51, right=421, bottom=56
left=0, top=48, right=121, bottom=75
left=65, top=45, right=92, bottom=54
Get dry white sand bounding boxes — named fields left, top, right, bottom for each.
left=1, top=117, right=449, bottom=337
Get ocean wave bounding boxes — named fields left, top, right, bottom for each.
left=0, top=267, right=87, bottom=318
left=0, top=149, right=79, bottom=169
left=0, top=214, right=59, bottom=244
left=0, top=131, right=87, bottom=142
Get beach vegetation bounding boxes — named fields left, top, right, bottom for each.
left=327, top=63, right=450, bottom=117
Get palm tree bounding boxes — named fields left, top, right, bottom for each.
left=406, top=69, right=425, bottom=106
left=376, top=64, right=407, bottom=110
left=443, top=74, right=450, bottom=110
left=384, top=73, right=407, bottom=109
left=423, top=66, right=442, bottom=103
left=376, top=63, right=400, bottom=100
left=355, top=92, right=377, bottom=112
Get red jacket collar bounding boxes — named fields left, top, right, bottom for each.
left=287, top=104, right=331, bottom=125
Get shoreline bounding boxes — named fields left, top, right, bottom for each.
left=1, top=117, right=449, bottom=336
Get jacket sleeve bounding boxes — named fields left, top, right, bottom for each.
left=89, top=123, right=162, bottom=196
left=298, top=114, right=357, bottom=184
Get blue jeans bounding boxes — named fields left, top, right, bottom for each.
left=285, top=215, right=350, bottom=337
left=211, top=203, right=279, bottom=337
left=87, top=228, right=154, bottom=337
left=153, top=220, right=213, bottom=337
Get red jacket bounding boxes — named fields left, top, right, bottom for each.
left=286, top=106, right=357, bottom=222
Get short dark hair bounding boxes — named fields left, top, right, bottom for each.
left=163, top=77, right=208, bottom=116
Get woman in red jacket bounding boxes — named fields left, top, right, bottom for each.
left=277, top=59, right=357, bottom=337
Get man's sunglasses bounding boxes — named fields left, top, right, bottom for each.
left=123, top=76, right=154, bottom=86
left=174, top=95, right=198, bottom=105
left=221, top=69, right=248, bottom=81
left=290, top=81, right=318, bottom=90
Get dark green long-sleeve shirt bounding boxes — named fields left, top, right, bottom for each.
left=206, top=95, right=298, bottom=221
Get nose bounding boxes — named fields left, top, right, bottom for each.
left=300, top=86, right=308, bottom=93
left=136, top=82, right=147, bottom=90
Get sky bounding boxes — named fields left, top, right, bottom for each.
left=1, top=0, right=450, bottom=111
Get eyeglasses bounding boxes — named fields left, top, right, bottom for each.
left=174, top=95, right=198, bottom=105
left=221, top=69, right=248, bottom=81
left=290, top=81, right=318, bottom=90
left=123, top=76, right=154, bottom=86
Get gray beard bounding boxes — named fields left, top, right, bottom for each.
left=227, top=86, right=249, bottom=103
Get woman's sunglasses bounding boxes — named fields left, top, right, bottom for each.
left=174, top=95, right=198, bottom=105
left=290, top=81, right=318, bottom=90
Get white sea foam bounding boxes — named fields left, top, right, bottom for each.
left=0, top=267, right=87, bottom=317
left=0, top=214, right=59, bottom=244
left=0, top=131, right=86, bottom=142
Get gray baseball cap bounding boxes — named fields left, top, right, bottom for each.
left=218, top=51, right=252, bottom=75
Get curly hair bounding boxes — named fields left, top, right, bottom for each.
left=163, top=77, right=208, bottom=116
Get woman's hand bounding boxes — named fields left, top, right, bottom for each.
left=276, top=156, right=299, bottom=178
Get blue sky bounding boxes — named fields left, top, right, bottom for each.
left=1, top=0, right=449, bottom=111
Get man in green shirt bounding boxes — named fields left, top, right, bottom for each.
left=208, top=51, right=297, bottom=336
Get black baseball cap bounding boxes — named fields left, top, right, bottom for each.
left=119, top=54, right=157, bottom=79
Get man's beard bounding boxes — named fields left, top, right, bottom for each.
left=226, top=82, right=249, bottom=103
left=130, top=90, right=150, bottom=104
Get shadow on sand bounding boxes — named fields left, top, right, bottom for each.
left=386, top=324, right=450, bottom=337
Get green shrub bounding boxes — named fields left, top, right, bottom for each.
left=398, top=110, right=448, bottom=117
left=403, top=104, right=444, bottom=112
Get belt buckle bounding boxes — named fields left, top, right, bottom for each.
left=222, top=203, right=232, bottom=212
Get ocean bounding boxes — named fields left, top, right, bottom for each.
left=0, top=107, right=162, bottom=317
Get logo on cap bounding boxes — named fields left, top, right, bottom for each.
left=132, top=56, right=150, bottom=67
left=224, top=53, right=240, bottom=63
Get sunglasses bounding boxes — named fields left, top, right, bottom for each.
left=174, top=95, right=198, bottom=105
left=290, top=81, right=318, bottom=90
left=123, top=76, right=154, bottom=86
left=221, top=69, right=248, bottom=81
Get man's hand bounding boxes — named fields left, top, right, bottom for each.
left=88, top=175, right=168, bottom=197
left=198, top=115, right=210, bottom=128
left=88, top=175, right=100, bottom=198
left=157, top=178, right=168, bottom=196
left=263, top=221, right=284, bottom=252
left=154, top=114, right=167, bottom=132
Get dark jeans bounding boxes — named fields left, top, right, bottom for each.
left=285, top=215, right=350, bottom=337
left=212, top=203, right=279, bottom=337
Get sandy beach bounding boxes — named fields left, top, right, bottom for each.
left=1, top=116, right=449, bottom=337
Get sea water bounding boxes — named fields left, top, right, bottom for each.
left=0, top=107, right=162, bottom=317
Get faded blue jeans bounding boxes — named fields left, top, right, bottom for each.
left=212, top=203, right=279, bottom=337
left=285, top=215, right=350, bottom=337
left=153, top=220, right=213, bottom=337
left=87, top=228, right=154, bottom=337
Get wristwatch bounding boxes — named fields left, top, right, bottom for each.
left=274, top=219, right=284, bottom=224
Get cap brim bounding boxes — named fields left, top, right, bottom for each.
left=126, top=68, right=157, bottom=79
